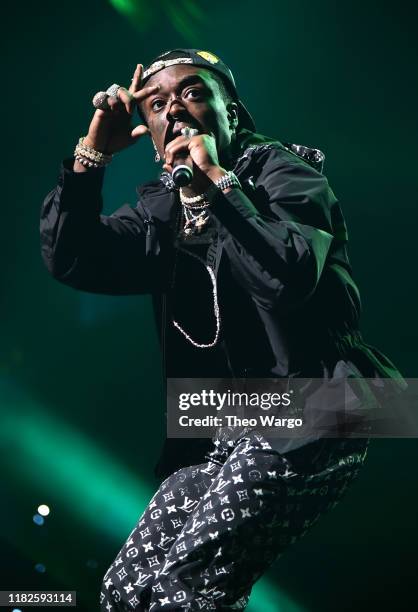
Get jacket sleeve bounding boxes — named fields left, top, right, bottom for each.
left=207, top=147, right=336, bottom=311
left=40, top=159, right=167, bottom=295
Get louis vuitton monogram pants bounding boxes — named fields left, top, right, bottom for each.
left=100, top=431, right=369, bottom=611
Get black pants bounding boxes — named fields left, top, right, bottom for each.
left=101, top=431, right=369, bottom=611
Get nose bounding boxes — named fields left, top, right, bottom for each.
left=166, top=95, right=188, bottom=121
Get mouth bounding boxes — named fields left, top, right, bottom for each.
left=165, top=123, right=201, bottom=146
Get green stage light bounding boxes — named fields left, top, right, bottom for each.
left=248, top=578, right=306, bottom=612
left=108, top=0, right=205, bottom=42
left=0, top=383, right=153, bottom=539
left=108, top=0, right=154, bottom=31
left=109, top=0, right=137, bottom=16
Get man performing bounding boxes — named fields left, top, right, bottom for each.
left=40, top=49, right=402, bottom=611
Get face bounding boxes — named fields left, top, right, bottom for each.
left=139, top=64, right=238, bottom=164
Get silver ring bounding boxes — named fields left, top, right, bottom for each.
left=181, top=127, right=199, bottom=139
left=106, top=83, right=122, bottom=98
left=92, top=91, right=110, bottom=110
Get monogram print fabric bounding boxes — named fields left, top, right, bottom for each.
left=101, top=432, right=369, bottom=611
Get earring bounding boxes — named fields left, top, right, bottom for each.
left=152, top=140, right=161, bottom=163
left=230, top=116, right=238, bottom=132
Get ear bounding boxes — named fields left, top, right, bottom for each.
left=227, top=102, right=239, bottom=129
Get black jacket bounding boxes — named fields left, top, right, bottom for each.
left=40, top=129, right=402, bottom=478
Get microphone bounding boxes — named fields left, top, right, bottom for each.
left=171, top=127, right=199, bottom=187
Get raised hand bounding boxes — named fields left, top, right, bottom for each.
left=77, top=64, right=159, bottom=164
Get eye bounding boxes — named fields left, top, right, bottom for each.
left=185, top=88, right=203, bottom=99
left=151, top=99, right=165, bottom=111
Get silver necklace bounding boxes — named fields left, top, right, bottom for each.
left=171, top=207, right=221, bottom=349
left=179, top=187, right=211, bottom=236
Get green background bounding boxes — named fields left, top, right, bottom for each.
left=1, top=1, right=417, bottom=610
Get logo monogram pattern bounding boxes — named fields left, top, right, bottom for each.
left=100, top=434, right=369, bottom=610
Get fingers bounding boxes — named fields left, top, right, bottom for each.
left=98, top=63, right=159, bottom=118
left=117, top=87, right=135, bottom=115
left=103, top=87, right=135, bottom=116
left=94, top=62, right=158, bottom=118
left=96, top=85, right=158, bottom=119
left=164, top=135, right=194, bottom=165
left=104, top=94, right=125, bottom=115
left=129, top=63, right=143, bottom=95
left=132, top=84, right=160, bottom=103
left=129, top=63, right=161, bottom=100
left=131, top=124, right=150, bottom=140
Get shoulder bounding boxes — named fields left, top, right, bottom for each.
left=250, top=143, right=337, bottom=208
left=251, top=142, right=326, bottom=179
left=236, top=134, right=338, bottom=230
left=235, top=129, right=325, bottom=172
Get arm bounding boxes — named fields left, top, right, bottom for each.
left=207, top=147, right=336, bottom=311
left=40, top=159, right=168, bottom=295
left=40, top=62, right=168, bottom=295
